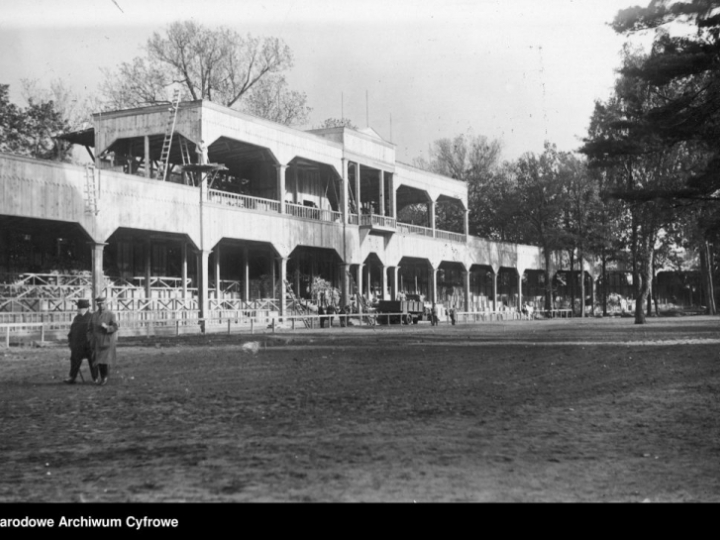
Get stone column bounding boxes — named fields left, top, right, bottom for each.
left=464, top=208, right=470, bottom=237
left=90, top=242, right=106, bottom=308
left=431, top=264, right=438, bottom=304
left=276, top=164, right=287, bottom=214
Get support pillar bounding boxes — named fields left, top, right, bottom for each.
left=243, top=246, right=250, bottom=303
left=90, top=242, right=106, bottom=308
left=278, top=257, right=288, bottom=317
left=276, top=164, right=287, bottom=214
left=518, top=270, right=523, bottom=311
left=197, top=249, right=211, bottom=322
left=381, top=263, right=388, bottom=300
left=354, top=162, right=361, bottom=216
left=463, top=270, right=471, bottom=313
left=340, top=263, right=351, bottom=307
left=492, top=271, right=498, bottom=311
left=214, top=244, right=221, bottom=301
left=379, top=170, right=385, bottom=216
left=181, top=241, right=188, bottom=300
left=144, top=239, right=152, bottom=302
left=356, top=264, right=364, bottom=306
left=429, top=199, right=436, bottom=237
left=464, top=208, right=470, bottom=237
left=341, top=159, right=349, bottom=223
left=366, top=263, right=372, bottom=299
left=392, top=266, right=399, bottom=300
left=431, top=265, right=438, bottom=304
left=144, top=135, right=151, bottom=179
left=390, top=174, right=396, bottom=219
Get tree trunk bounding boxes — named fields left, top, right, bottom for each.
left=701, top=240, right=717, bottom=315
left=602, top=250, right=608, bottom=317
left=544, top=250, right=553, bottom=312
left=634, top=237, right=653, bottom=325
left=579, top=249, right=586, bottom=318
left=569, top=250, right=576, bottom=315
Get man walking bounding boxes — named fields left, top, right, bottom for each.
left=87, top=296, right=119, bottom=386
left=65, top=299, right=97, bottom=384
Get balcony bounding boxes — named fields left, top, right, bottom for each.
left=285, top=202, right=342, bottom=223
left=359, top=213, right=397, bottom=235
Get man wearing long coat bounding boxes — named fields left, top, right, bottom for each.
left=87, top=296, right=119, bottom=386
left=65, top=298, right=97, bottom=384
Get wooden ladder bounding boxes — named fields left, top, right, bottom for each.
left=158, top=88, right=181, bottom=181
left=84, top=164, right=98, bottom=215
left=283, top=279, right=311, bottom=328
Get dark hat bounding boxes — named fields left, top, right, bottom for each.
left=95, top=296, right=107, bottom=303
left=76, top=299, right=90, bottom=308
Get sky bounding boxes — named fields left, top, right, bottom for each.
left=0, top=0, right=652, bottom=163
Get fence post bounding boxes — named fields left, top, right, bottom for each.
left=5, top=326, right=9, bottom=348
left=250, top=319, right=254, bottom=334
left=228, top=319, right=231, bottom=334
left=40, top=323, right=45, bottom=344
left=272, top=318, right=276, bottom=333
left=176, top=320, right=180, bottom=336
left=292, top=318, right=295, bottom=330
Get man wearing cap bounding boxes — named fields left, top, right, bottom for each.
left=65, top=299, right=97, bottom=384
left=87, top=297, right=119, bottom=386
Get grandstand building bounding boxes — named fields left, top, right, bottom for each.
left=1, top=98, right=640, bottom=329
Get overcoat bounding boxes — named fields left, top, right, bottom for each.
left=87, top=309, right=119, bottom=365
left=68, top=311, right=92, bottom=355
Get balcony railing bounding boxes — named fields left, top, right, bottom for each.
left=435, top=230, right=467, bottom=243
left=360, top=214, right=397, bottom=228
left=397, top=222, right=434, bottom=237
left=285, top=202, right=342, bottom=223
left=348, top=213, right=359, bottom=225
left=207, top=190, right=281, bottom=214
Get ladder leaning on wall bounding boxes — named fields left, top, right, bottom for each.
left=283, top=279, right=311, bottom=328
left=158, top=88, right=182, bottom=182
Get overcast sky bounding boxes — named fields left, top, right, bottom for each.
left=1, top=0, right=650, bottom=163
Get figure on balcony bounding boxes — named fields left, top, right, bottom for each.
left=87, top=297, right=119, bottom=386
left=196, top=139, right=209, bottom=165
left=64, top=299, right=98, bottom=384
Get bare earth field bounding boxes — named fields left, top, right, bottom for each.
left=1, top=316, right=720, bottom=503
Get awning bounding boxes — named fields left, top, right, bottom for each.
left=55, top=127, right=95, bottom=147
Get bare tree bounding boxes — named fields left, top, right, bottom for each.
left=99, top=20, right=306, bottom=125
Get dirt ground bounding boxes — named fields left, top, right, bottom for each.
left=1, top=316, right=720, bottom=503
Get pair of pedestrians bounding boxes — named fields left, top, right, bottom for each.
left=65, top=297, right=119, bottom=386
